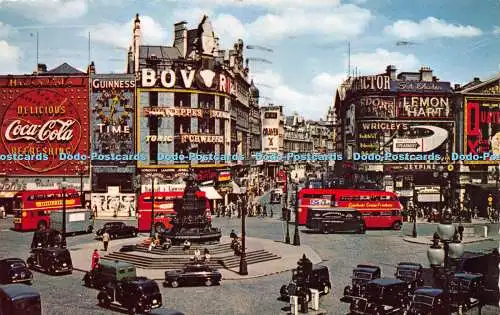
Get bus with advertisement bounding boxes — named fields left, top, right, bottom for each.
left=297, top=188, right=403, bottom=230
left=137, top=191, right=212, bottom=232
left=13, top=189, right=82, bottom=231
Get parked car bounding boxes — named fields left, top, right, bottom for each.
left=349, top=278, right=410, bottom=315
left=26, top=248, right=72, bottom=275
left=280, top=265, right=331, bottom=300
left=83, top=259, right=136, bottom=289
left=408, top=288, right=450, bottom=315
left=395, top=262, right=424, bottom=293
left=0, top=284, right=41, bottom=315
left=31, top=228, right=66, bottom=249
left=0, top=258, right=33, bottom=285
left=164, top=263, right=222, bottom=288
left=341, top=264, right=381, bottom=303
left=449, top=272, right=485, bottom=313
left=96, top=222, right=138, bottom=239
left=97, top=277, right=162, bottom=314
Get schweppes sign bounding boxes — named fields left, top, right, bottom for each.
left=35, top=199, right=76, bottom=208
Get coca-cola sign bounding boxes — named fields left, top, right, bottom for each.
left=0, top=76, right=89, bottom=175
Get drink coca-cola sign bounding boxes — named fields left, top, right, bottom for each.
left=0, top=76, right=89, bottom=175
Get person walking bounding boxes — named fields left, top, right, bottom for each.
left=203, top=248, right=210, bottom=262
left=91, top=249, right=100, bottom=270
left=102, top=231, right=110, bottom=251
left=193, top=248, right=201, bottom=262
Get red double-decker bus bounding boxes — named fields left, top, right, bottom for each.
left=137, top=191, right=211, bottom=232
left=13, top=189, right=82, bottom=231
left=297, top=188, right=403, bottom=230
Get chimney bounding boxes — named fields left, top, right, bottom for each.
left=37, top=64, right=47, bottom=73
left=173, top=21, right=188, bottom=58
left=454, top=84, right=461, bottom=90
left=87, top=61, right=95, bottom=74
left=127, top=47, right=133, bottom=74
left=419, top=66, right=433, bottom=82
left=473, top=77, right=481, bottom=82
left=386, top=65, right=397, bottom=80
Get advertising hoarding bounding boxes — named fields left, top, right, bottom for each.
left=91, top=74, right=135, bottom=166
left=464, top=98, right=500, bottom=164
left=0, top=76, right=89, bottom=176
left=396, top=94, right=452, bottom=119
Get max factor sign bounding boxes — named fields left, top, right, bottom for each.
left=351, top=75, right=391, bottom=92
left=140, top=68, right=230, bottom=92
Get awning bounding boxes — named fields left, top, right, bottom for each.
left=199, top=187, right=223, bottom=200
left=0, top=192, right=17, bottom=198
left=231, top=181, right=242, bottom=194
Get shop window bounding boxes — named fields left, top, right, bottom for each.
left=175, top=92, right=190, bottom=107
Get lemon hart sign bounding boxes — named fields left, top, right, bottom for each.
left=0, top=75, right=89, bottom=175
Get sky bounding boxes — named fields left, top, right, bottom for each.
left=0, top=0, right=499, bottom=120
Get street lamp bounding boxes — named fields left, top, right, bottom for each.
left=412, top=181, right=417, bottom=238
left=433, top=165, right=449, bottom=215
left=284, top=169, right=290, bottom=244
left=239, top=198, right=248, bottom=275
left=150, top=174, right=156, bottom=237
left=78, top=160, right=86, bottom=205
left=293, top=182, right=300, bottom=246
left=61, top=178, right=68, bottom=242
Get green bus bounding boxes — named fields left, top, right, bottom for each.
left=50, top=208, right=94, bottom=236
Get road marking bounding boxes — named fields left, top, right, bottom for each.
left=1, top=229, right=11, bottom=232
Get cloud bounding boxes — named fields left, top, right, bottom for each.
left=252, top=70, right=336, bottom=119
left=0, top=22, right=15, bottom=39
left=385, top=17, right=482, bottom=39
left=0, top=40, right=21, bottom=74
left=172, top=7, right=214, bottom=25
left=193, top=0, right=341, bottom=9
left=3, top=0, right=88, bottom=23
left=351, top=48, right=420, bottom=73
left=494, top=26, right=500, bottom=35
left=83, top=15, right=168, bottom=49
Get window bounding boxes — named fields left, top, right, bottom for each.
left=264, top=112, right=277, bottom=119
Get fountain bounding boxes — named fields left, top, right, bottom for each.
left=167, top=168, right=222, bottom=245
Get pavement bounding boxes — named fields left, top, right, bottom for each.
left=70, top=234, right=322, bottom=280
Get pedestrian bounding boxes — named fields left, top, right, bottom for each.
left=457, top=224, right=464, bottom=241
left=193, top=248, right=201, bottom=261
left=0, top=205, right=5, bottom=219
left=91, top=249, right=100, bottom=270
left=204, top=248, right=210, bottom=262
left=102, top=231, right=110, bottom=251
left=183, top=239, right=191, bottom=252
left=230, top=229, right=237, bottom=239
left=263, top=205, right=267, bottom=217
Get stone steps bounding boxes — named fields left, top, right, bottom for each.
left=133, top=243, right=233, bottom=256
left=102, top=249, right=281, bottom=270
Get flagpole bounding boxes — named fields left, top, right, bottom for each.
left=36, top=32, right=39, bottom=72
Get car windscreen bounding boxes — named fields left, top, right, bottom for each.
left=367, top=284, right=383, bottom=297
left=10, top=262, right=26, bottom=269
left=413, top=294, right=434, bottom=306
left=55, top=251, right=71, bottom=260
left=397, top=269, right=417, bottom=278
left=354, top=271, right=373, bottom=280
left=139, top=282, right=160, bottom=295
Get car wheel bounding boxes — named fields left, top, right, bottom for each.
left=84, top=277, right=92, bottom=288
left=280, top=285, right=288, bottom=299
left=322, top=226, right=329, bottom=234
left=163, top=282, right=168, bottom=288
left=171, top=280, right=179, bottom=288
left=48, top=266, right=56, bottom=275
left=98, top=294, right=110, bottom=307
left=37, top=220, right=47, bottom=230
left=358, top=224, right=366, bottom=234
left=27, top=258, right=34, bottom=269
left=392, top=221, right=402, bottom=230
left=87, top=225, right=93, bottom=233
left=128, top=305, right=137, bottom=315
left=132, top=230, right=137, bottom=237
left=205, top=279, right=213, bottom=286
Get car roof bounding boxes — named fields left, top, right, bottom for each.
left=355, top=265, right=380, bottom=272
left=105, top=221, right=123, bottom=224
left=100, top=259, right=134, bottom=269
left=369, top=277, right=405, bottom=286
left=42, top=248, right=69, bottom=253
left=397, top=262, right=423, bottom=270
left=0, top=284, right=40, bottom=299
left=125, top=277, right=155, bottom=284
left=0, top=258, right=25, bottom=264
left=414, top=288, right=444, bottom=296
left=454, top=272, right=482, bottom=280
left=312, top=265, right=328, bottom=271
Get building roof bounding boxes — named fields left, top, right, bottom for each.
left=460, top=72, right=500, bottom=93
left=139, top=45, right=182, bottom=61
left=45, top=62, right=85, bottom=74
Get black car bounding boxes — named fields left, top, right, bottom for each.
left=164, top=263, right=222, bottom=288
left=280, top=265, right=331, bottom=300
left=395, top=262, right=424, bottom=293
left=0, top=258, right=33, bottom=285
left=96, top=222, right=138, bottom=239
left=449, top=272, right=485, bottom=313
left=341, top=264, right=381, bottom=303
left=26, top=248, right=73, bottom=275
left=97, top=277, right=162, bottom=314
left=349, top=278, right=410, bottom=315
left=408, top=288, right=450, bottom=315
left=0, top=284, right=41, bottom=315
left=306, top=207, right=365, bottom=234
left=31, top=228, right=66, bottom=249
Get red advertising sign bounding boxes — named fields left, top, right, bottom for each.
left=0, top=76, right=89, bottom=175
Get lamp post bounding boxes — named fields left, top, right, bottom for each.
left=284, top=168, right=290, bottom=244
left=150, top=174, right=155, bottom=237
left=61, top=178, right=68, bottom=242
left=78, top=160, right=86, bottom=205
left=239, top=198, right=248, bottom=275
left=412, top=181, right=417, bottom=238
left=433, top=165, right=449, bottom=215
left=293, top=182, right=300, bottom=246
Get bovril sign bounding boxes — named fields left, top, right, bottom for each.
left=140, top=68, right=231, bottom=93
